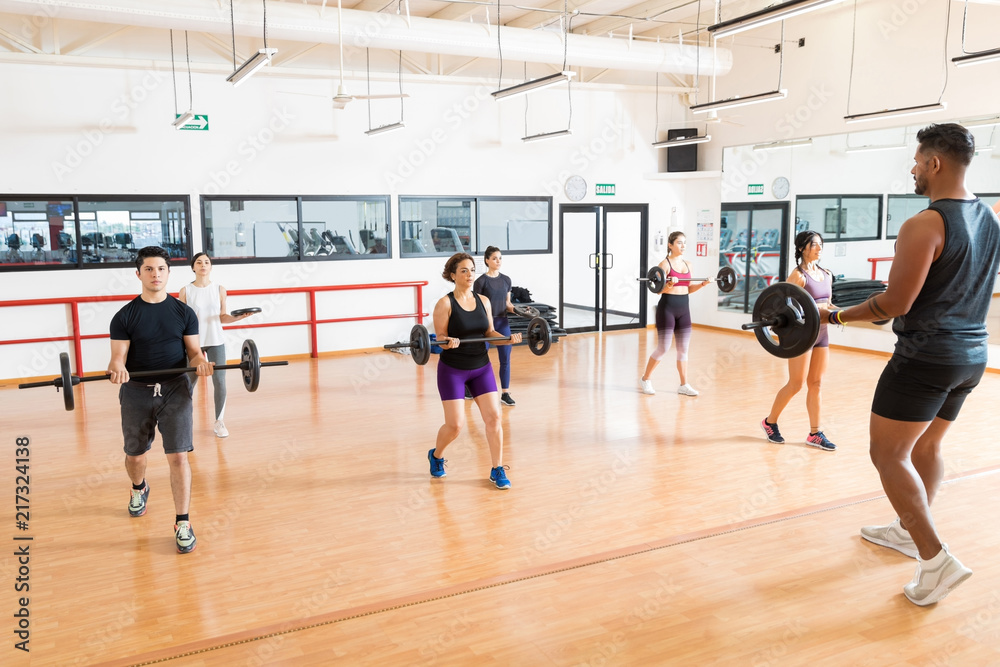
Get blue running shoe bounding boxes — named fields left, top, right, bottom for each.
left=806, top=431, right=836, bottom=451
left=490, top=465, right=511, bottom=490
left=760, top=418, right=784, bottom=444
left=428, top=449, right=447, bottom=477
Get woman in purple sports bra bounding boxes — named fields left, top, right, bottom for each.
left=639, top=231, right=713, bottom=397
left=760, top=231, right=838, bottom=451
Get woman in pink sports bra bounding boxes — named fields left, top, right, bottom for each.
left=639, top=231, right=712, bottom=397
left=760, top=230, right=838, bottom=451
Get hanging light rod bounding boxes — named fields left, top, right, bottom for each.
left=952, top=47, right=1000, bottom=68
left=844, top=143, right=908, bottom=154
left=708, top=0, right=847, bottom=39
left=961, top=116, right=1000, bottom=128
left=226, top=48, right=278, bottom=87
left=752, top=138, right=812, bottom=151
left=691, top=90, right=787, bottom=114
left=365, top=122, right=405, bottom=136
left=653, top=134, right=711, bottom=148
left=522, top=129, right=573, bottom=143
left=493, top=72, right=576, bottom=101
left=844, top=103, right=947, bottom=124
left=172, top=110, right=195, bottom=129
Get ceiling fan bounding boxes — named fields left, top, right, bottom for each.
left=332, top=0, right=408, bottom=110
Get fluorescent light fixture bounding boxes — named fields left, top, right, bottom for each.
left=492, top=72, right=576, bottom=101
left=975, top=145, right=995, bottom=153
left=961, top=116, right=1000, bottom=128
left=226, top=48, right=278, bottom=87
left=844, top=143, right=907, bottom=154
left=691, top=90, right=787, bottom=114
left=365, top=122, right=405, bottom=136
left=172, top=110, right=195, bottom=129
left=752, top=138, right=813, bottom=151
left=653, top=134, right=711, bottom=148
left=844, top=103, right=946, bottom=123
left=522, top=129, right=572, bottom=143
left=708, top=0, right=847, bottom=39
left=952, top=47, right=1000, bottom=67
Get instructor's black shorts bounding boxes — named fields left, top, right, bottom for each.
left=871, top=356, right=986, bottom=422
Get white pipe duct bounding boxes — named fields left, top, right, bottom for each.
left=0, top=0, right=732, bottom=76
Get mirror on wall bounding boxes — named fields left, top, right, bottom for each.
left=720, top=116, right=1000, bottom=344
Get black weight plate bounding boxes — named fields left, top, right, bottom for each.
left=60, top=352, right=74, bottom=411
left=241, top=339, right=261, bottom=392
left=231, top=307, right=262, bottom=317
left=512, top=305, right=541, bottom=319
left=750, top=283, right=820, bottom=359
left=647, top=266, right=666, bottom=294
left=526, top=317, right=552, bottom=357
left=411, top=325, right=431, bottom=366
left=717, top=266, right=737, bottom=293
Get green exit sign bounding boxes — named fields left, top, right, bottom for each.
left=176, top=114, right=209, bottom=131
left=748, top=184, right=764, bottom=195
left=595, top=184, right=615, bottom=196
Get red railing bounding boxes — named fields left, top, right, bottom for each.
left=868, top=256, right=894, bottom=281
left=0, top=281, right=427, bottom=377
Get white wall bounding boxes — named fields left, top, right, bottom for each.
left=0, top=62, right=699, bottom=380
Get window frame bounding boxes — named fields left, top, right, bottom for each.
left=885, top=194, right=930, bottom=240
left=794, top=194, right=883, bottom=242
left=0, top=194, right=192, bottom=272
left=398, top=195, right=553, bottom=258
left=200, top=194, right=393, bottom=264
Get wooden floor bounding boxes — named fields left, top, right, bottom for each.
left=2, top=328, right=1000, bottom=666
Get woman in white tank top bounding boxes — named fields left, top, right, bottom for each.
left=179, top=252, right=254, bottom=438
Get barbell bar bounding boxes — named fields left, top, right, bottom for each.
left=18, top=339, right=288, bottom=411
left=637, top=266, right=738, bottom=294
left=384, top=317, right=566, bottom=366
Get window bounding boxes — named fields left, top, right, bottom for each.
left=399, top=196, right=552, bottom=257
left=478, top=198, right=551, bottom=253
left=202, top=196, right=390, bottom=260
left=886, top=195, right=929, bottom=239
left=979, top=193, right=999, bottom=211
left=400, top=197, right=474, bottom=256
left=0, top=196, right=190, bottom=270
left=794, top=195, right=881, bottom=241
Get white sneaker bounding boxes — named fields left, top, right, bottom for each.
left=677, top=384, right=699, bottom=396
left=860, top=518, right=918, bottom=558
left=214, top=420, right=229, bottom=438
left=638, top=378, right=655, bottom=395
left=903, top=545, right=972, bottom=606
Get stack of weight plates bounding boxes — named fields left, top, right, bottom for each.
left=831, top=278, right=887, bottom=307
left=509, top=303, right=566, bottom=345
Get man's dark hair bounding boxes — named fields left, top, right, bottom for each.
left=135, top=245, right=171, bottom=270
left=916, top=123, right=976, bottom=167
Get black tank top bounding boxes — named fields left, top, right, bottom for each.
left=440, top=292, right=490, bottom=370
left=892, top=198, right=1000, bottom=364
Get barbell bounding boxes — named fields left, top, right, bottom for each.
left=741, top=283, right=821, bottom=359
left=18, top=339, right=288, bottom=411
left=637, top=266, right=737, bottom=294
left=384, top=317, right=566, bottom=366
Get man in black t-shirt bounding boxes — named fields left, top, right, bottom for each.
left=108, top=246, right=213, bottom=554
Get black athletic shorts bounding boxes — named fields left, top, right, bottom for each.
left=119, top=374, right=194, bottom=455
left=871, top=356, right=986, bottom=422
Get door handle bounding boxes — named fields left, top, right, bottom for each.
left=603, top=252, right=614, bottom=269
left=589, top=253, right=599, bottom=269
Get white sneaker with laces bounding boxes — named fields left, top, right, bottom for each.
left=638, top=378, right=655, bottom=395
left=214, top=420, right=229, bottom=438
left=677, top=384, right=699, bottom=396
left=903, top=545, right=972, bottom=606
left=860, top=518, right=918, bottom=558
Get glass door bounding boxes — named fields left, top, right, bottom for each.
left=602, top=206, right=648, bottom=331
left=560, top=206, right=601, bottom=332
left=719, top=203, right=789, bottom=314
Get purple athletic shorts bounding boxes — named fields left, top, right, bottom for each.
left=437, top=359, right=497, bottom=401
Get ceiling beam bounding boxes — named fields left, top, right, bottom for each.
left=0, top=26, right=43, bottom=54
left=67, top=25, right=132, bottom=56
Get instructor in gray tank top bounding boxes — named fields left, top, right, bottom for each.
left=822, top=123, right=1000, bottom=606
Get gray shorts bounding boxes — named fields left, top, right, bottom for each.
left=119, top=374, right=194, bottom=456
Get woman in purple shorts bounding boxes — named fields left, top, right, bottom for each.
left=427, top=253, right=522, bottom=489
left=760, top=230, right=838, bottom=451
